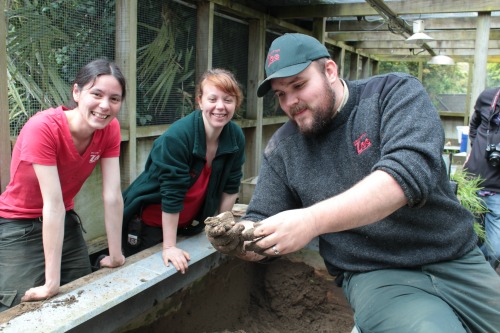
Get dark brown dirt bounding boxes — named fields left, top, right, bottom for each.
left=121, top=250, right=354, bottom=333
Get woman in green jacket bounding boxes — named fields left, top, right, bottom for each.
left=122, top=68, right=245, bottom=273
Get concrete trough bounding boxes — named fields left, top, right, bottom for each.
left=0, top=232, right=228, bottom=333
left=0, top=233, right=354, bottom=333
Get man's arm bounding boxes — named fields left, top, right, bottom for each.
left=246, top=170, right=407, bottom=258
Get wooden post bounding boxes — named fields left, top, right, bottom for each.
left=115, top=0, right=138, bottom=186
left=371, top=59, right=379, bottom=76
left=350, top=53, right=361, bottom=80
left=245, top=18, right=265, bottom=179
left=0, top=0, right=10, bottom=193
left=470, top=12, right=491, bottom=120
left=196, top=1, right=214, bottom=81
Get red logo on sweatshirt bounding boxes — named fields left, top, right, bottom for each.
left=354, top=133, right=372, bottom=154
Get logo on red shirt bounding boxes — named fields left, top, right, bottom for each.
left=89, top=153, right=101, bottom=163
left=354, top=133, right=372, bottom=154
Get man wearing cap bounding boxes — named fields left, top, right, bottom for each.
left=206, top=33, right=500, bottom=332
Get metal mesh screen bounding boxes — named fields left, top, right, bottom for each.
left=212, top=9, right=249, bottom=119
left=136, top=0, right=197, bottom=126
left=7, top=0, right=116, bottom=136
left=262, top=31, right=285, bottom=117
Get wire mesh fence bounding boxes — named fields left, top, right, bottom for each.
left=6, top=0, right=116, bottom=136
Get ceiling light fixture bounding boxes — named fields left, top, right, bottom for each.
left=428, top=54, right=456, bottom=65
left=405, top=20, right=434, bottom=45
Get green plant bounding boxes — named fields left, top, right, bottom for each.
left=137, top=7, right=181, bottom=117
left=451, top=170, right=487, bottom=240
left=6, top=0, right=117, bottom=135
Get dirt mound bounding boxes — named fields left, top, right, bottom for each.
left=121, top=253, right=354, bottom=333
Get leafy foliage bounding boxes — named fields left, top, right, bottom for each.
left=6, top=0, right=116, bottom=135
left=379, top=61, right=420, bottom=77
left=136, top=1, right=196, bottom=125
left=487, top=63, right=500, bottom=87
left=451, top=169, right=487, bottom=240
left=380, top=60, right=469, bottom=111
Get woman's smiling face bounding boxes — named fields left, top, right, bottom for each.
left=198, top=81, right=236, bottom=129
left=73, top=74, right=123, bottom=130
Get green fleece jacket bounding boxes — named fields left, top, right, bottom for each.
left=123, top=110, right=245, bottom=230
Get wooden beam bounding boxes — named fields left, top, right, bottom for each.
left=328, top=29, right=500, bottom=41
left=272, top=1, right=500, bottom=19
left=115, top=0, right=138, bottom=186
left=355, top=40, right=500, bottom=49
left=0, top=0, right=10, bottom=192
left=209, top=0, right=311, bottom=35
left=362, top=48, right=500, bottom=56
left=470, top=12, right=491, bottom=122
left=245, top=18, right=265, bottom=179
left=196, top=1, right=214, bottom=81
left=326, top=16, right=500, bottom=32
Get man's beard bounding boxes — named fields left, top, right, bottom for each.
left=290, top=79, right=337, bottom=137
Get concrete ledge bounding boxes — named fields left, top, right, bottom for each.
left=0, top=232, right=227, bottom=333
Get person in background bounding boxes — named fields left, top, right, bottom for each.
left=0, top=58, right=127, bottom=312
left=206, top=33, right=500, bottom=332
left=122, top=68, right=245, bottom=274
left=464, top=87, right=500, bottom=272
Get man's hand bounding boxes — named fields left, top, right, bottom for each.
left=204, top=212, right=256, bottom=256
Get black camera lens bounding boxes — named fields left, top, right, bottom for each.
left=489, top=151, right=500, bottom=167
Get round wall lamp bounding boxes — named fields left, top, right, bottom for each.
left=428, top=54, right=455, bottom=65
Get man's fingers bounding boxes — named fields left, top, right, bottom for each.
left=205, top=225, right=226, bottom=237
left=217, top=238, right=242, bottom=254
left=245, top=240, right=264, bottom=253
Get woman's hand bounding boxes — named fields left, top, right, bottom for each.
left=98, top=254, right=126, bottom=268
left=21, top=284, right=59, bottom=303
left=162, top=246, right=190, bottom=274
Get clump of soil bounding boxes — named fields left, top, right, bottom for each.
left=204, top=211, right=257, bottom=256
left=121, top=252, right=354, bottom=333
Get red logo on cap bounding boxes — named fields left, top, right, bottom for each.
left=268, top=49, right=280, bottom=67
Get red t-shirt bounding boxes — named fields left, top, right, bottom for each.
left=0, top=106, right=121, bottom=219
left=142, top=164, right=212, bottom=228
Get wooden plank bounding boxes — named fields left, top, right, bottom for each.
left=116, top=0, right=138, bottom=186
left=0, top=0, right=10, bottom=193
left=326, top=16, right=500, bottom=32
left=328, top=30, right=500, bottom=42
left=196, top=1, right=214, bottom=81
left=86, top=235, right=109, bottom=255
left=272, top=1, right=500, bottom=19
left=245, top=18, right=265, bottom=179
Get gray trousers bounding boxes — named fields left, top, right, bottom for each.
left=343, top=246, right=500, bottom=333
left=0, top=211, right=92, bottom=312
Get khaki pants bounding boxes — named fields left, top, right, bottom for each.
left=343, top=247, right=500, bottom=333
left=0, top=211, right=91, bottom=312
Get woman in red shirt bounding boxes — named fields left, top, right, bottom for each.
left=0, top=59, right=127, bottom=311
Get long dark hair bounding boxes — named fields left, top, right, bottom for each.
left=67, top=58, right=127, bottom=108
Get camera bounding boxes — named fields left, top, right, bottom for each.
left=485, top=143, right=500, bottom=167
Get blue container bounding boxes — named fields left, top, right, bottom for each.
left=460, top=133, right=468, bottom=152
